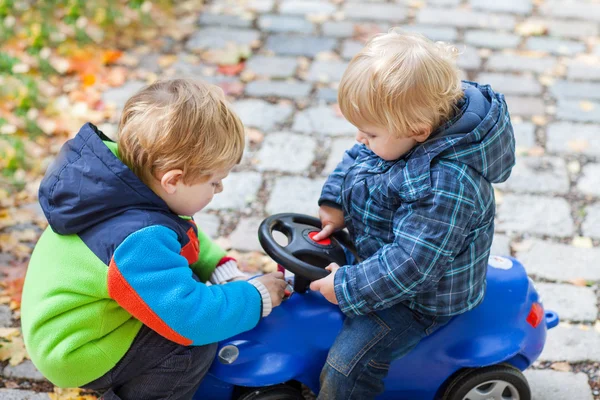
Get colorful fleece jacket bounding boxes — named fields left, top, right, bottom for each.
left=20, top=123, right=262, bottom=388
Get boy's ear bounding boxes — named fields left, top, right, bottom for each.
left=160, top=169, right=184, bottom=194
left=413, top=125, right=433, bottom=143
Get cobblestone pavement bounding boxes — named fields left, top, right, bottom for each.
left=2, top=0, right=600, bottom=398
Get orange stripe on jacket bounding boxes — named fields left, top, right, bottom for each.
left=180, top=227, right=199, bottom=264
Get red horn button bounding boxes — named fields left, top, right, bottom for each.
left=308, top=231, right=331, bottom=246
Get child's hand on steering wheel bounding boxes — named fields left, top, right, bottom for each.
left=313, top=205, right=345, bottom=241
left=309, top=263, right=341, bottom=304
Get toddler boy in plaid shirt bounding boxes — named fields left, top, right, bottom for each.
left=310, top=30, right=516, bottom=399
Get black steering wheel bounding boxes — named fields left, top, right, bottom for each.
left=258, top=213, right=357, bottom=283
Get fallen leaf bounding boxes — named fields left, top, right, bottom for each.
left=569, top=278, right=588, bottom=287
left=49, top=387, right=97, bottom=400
left=516, top=20, right=548, bottom=36
left=353, top=23, right=384, bottom=42
left=567, top=139, right=590, bottom=153
left=246, top=128, right=264, bottom=144
left=550, top=362, right=571, bottom=372
left=0, top=332, right=28, bottom=366
left=102, top=50, right=123, bottom=65
left=217, top=81, right=245, bottom=97
left=218, top=62, right=245, bottom=76
left=572, top=236, right=592, bottom=249
left=579, top=101, right=595, bottom=112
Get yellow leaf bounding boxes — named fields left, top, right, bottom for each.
left=49, top=387, right=98, bottom=400
left=0, top=334, right=28, bottom=366
left=551, top=362, right=571, bottom=372
left=569, top=278, right=588, bottom=287
left=580, top=101, right=595, bottom=112
left=516, top=20, right=548, bottom=36
left=572, top=236, right=593, bottom=248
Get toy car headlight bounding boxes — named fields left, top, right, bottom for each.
left=218, top=345, right=239, bottom=364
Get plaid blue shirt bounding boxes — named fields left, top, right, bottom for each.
left=320, top=82, right=516, bottom=317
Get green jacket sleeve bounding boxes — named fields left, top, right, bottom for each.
left=190, top=228, right=227, bottom=282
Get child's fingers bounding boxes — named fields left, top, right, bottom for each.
left=313, top=224, right=334, bottom=241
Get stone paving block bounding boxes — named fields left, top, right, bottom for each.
left=341, top=40, right=363, bottom=60
left=524, top=370, right=594, bottom=400
left=233, top=99, right=293, bottom=131
left=429, top=0, right=461, bottom=4
left=235, top=0, right=274, bottom=12
left=228, top=217, right=263, bottom=252
left=456, top=46, right=481, bottom=70
left=258, top=15, right=315, bottom=34
left=490, top=234, right=511, bottom=256
left=265, top=35, right=337, bottom=57
left=322, top=21, right=355, bottom=38
left=192, top=213, right=220, bottom=238
left=342, top=3, right=407, bottom=21
left=267, top=177, right=326, bottom=216
left=541, top=19, right=599, bottom=40
left=540, top=0, right=600, bottom=23
left=186, top=28, right=260, bottom=51
left=550, top=81, right=600, bottom=100
left=513, top=122, right=536, bottom=150
left=582, top=203, right=600, bottom=239
left=0, top=390, right=50, bottom=400
left=525, top=37, right=586, bottom=56
left=556, top=99, right=600, bottom=123
left=496, top=156, right=569, bottom=194
left=245, top=56, right=298, bottom=78
left=539, top=325, right=600, bottom=362
left=577, top=163, right=600, bottom=197
left=323, top=138, right=358, bottom=175
left=547, top=123, right=600, bottom=156
left=464, top=30, right=521, bottom=49
left=471, top=0, right=532, bottom=15
left=0, top=305, right=12, bottom=327
left=486, top=54, right=557, bottom=74
left=477, top=73, right=542, bottom=95
left=2, top=361, right=45, bottom=381
left=307, top=61, right=349, bottom=83
left=293, top=106, right=356, bottom=136
left=402, top=25, right=458, bottom=42
left=496, top=195, right=574, bottom=237
left=245, top=81, right=312, bottom=99
left=536, top=283, right=598, bottom=322
left=199, top=12, right=253, bottom=28
left=170, top=53, right=205, bottom=76
left=504, top=96, right=545, bottom=117
left=517, top=239, right=600, bottom=281
left=595, top=45, right=600, bottom=56
left=279, top=1, right=337, bottom=15
left=317, top=87, right=339, bottom=103
left=255, top=132, right=316, bottom=172
left=568, top=61, right=600, bottom=81
left=205, top=172, right=262, bottom=211
left=417, top=8, right=516, bottom=30
left=102, top=81, right=146, bottom=111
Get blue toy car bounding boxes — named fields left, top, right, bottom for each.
left=195, top=213, right=559, bottom=400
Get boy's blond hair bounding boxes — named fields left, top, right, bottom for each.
left=118, top=78, right=245, bottom=185
left=339, top=29, right=463, bottom=137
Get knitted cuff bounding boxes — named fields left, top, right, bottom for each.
left=209, top=260, right=246, bottom=285
left=248, top=279, right=272, bottom=317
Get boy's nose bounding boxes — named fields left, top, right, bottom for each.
left=355, top=132, right=368, bottom=145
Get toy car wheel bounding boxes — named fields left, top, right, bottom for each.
left=444, top=365, right=531, bottom=400
left=237, top=384, right=304, bottom=400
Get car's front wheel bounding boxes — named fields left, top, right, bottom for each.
left=237, top=384, right=305, bottom=400
left=443, top=364, right=531, bottom=400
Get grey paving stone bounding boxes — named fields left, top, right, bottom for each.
left=292, top=106, right=356, bottom=136
left=265, top=35, right=337, bottom=57
left=486, top=54, right=557, bottom=74
left=595, top=45, right=600, bottom=56
left=0, top=390, right=50, bottom=400
left=525, top=37, right=586, bottom=56
left=245, top=56, right=298, bottom=78
left=255, top=132, right=316, bottom=172
left=456, top=46, right=481, bottom=70
left=267, top=177, right=326, bottom=216
left=0, top=305, right=11, bottom=327
left=233, top=99, right=293, bottom=131
left=342, top=3, right=407, bottom=21
left=477, top=73, right=542, bottom=95
left=258, top=15, right=315, bottom=34
left=536, top=283, right=598, bottom=322
left=417, top=8, right=516, bottom=30
left=341, top=40, right=363, bottom=60
left=505, top=96, right=545, bottom=117
left=186, top=28, right=260, bottom=51
left=317, top=87, right=339, bottom=103
left=517, top=239, right=600, bottom=281
left=540, top=325, right=600, bottom=362
left=322, top=21, right=355, bottom=38
left=102, top=80, right=146, bottom=111
left=170, top=53, right=205, bottom=76
left=550, top=81, right=600, bottom=101
left=540, top=19, right=599, bottom=40
left=228, top=217, right=263, bottom=252
left=464, top=30, right=521, bottom=49
left=240, top=0, right=274, bottom=12
left=323, top=138, right=357, bottom=175
left=497, top=156, right=568, bottom=194
left=199, top=12, right=253, bottom=28
left=556, top=99, right=600, bottom=123
left=2, top=360, right=45, bottom=381
left=525, top=370, right=594, bottom=400
left=577, top=163, right=600, bottom=197
left=540, top=0, right=600, bottom=23
left=513, top=122, right=536, bottom=150
left=137, top=53, right=160, bottom=73
left=205, top=172, right=262, bottom=211
left=582, top=203, right=600, bottom=239
left=471, top=0, right=532, bottom=15
left=306, top=61, right=349, bottom=83
left=490, top=234, right=511, bottom=256
left=192, top=213, right=220, bottom=238
left=547, top=123, right=600, bottom=156
left=402, top=25, right=458, bottom=42
left=567, top=61, right=600, bottom=81
left=279, top=0, right=337, bottom=15
left=496, top=195, right=574, bottom=237
left=245, top=81, right=312, bottom=99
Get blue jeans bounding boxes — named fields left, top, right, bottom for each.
left=318, top=248, right=452, bottom=399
